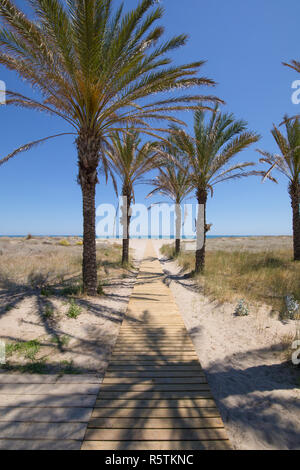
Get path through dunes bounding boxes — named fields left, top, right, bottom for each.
left=82, top=241, right=231, bottom=450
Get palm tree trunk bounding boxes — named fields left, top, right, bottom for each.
left=122, top=186, right=132, bottom=265
left=175, top=202, right=181, bottom=255
left=77, top=131, right=101, bottom=296
left=195, top=188, right=207, bottom=273
left=289, top=181, right=300, bottom=261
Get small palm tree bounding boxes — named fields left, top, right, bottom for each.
left=0, top=0, right=219, bottom=295
left=107, top=129, right=158, bottom=265
left=257, top=117, right=300, bottom=261
left=147, top=157, right=192, bottom=254
left=172, top=105, right=261, bottom=272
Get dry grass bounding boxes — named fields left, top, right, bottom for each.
left=278, top=332, right=299, bottom=363
left=0, top=237, right=133, bottom=374
left=0, top=237, right=127, bottom=290
left=161, top=244, right=300, bottom=315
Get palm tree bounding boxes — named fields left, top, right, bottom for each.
left=147, top=157, right=193, bottom=254
left=0, top=0, right=219, bottom=295
left=172, top=105, right=261, bottom=272
left=257, top=117, right=300, bottom=261
left=107, top=129, right=158, bottom=265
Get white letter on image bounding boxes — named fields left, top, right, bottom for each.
left=291, top=80, right=300, bottom=105
left=96, top=204, right=116, bottom=238
left=0, top=80, right=6, bottom=105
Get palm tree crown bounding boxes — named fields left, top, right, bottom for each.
left=0, top=0, right=219, bottom=294
left=171, top=105, right=261, bottom=271
left=107, top=129, right=158, bottom=263
left=172, top=104, right=261, bottom=198
left=258, top=118, right=300, bottom=186
left=0, top=0, right=218, bottom=146
left=147, top=155, right=193, bottom=254
left=147, top=158, right=192, bottom=205
left=108, top=129, right=158, bottom=202
left=257, top=117, right=300, bottom=260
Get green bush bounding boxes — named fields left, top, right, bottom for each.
left=67, top=299, right=82, bottom=319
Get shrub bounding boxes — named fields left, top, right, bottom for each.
left=59, top=239, right=70, bottom=247
left=51, top=335, right=70, bottom=347
left=234, top=299, right=250, bottom=316
left=285, top=295, right=299, bottom=320
left=44, top=307, right=54, bottom=318
left=61, top=283, right=83, bottom=296
left=6, top=340, right=41, bottom=361
left=41, top=286, right=54, bottom=297
left=67, top=299, right=82, bottom=319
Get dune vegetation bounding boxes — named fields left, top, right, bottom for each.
left=161, top=242, right=300, bottom=316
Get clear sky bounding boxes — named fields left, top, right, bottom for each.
left=0, top=0, right=299, bottom=236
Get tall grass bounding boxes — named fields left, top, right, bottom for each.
left=0, top=239, right=126, bottom=290
left=161, top=244, right=300, bottom=314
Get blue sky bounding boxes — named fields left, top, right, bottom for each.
left=0, top=0, right=299, bottom=236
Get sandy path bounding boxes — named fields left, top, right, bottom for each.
left=152, top=240, right=300, bottom=450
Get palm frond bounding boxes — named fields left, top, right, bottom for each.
left=0, top=132, right=75, bottom=166
left=258, top=116, right=300, bottom=184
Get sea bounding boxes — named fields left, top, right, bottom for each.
left=0, top=235, right=281, bottom=239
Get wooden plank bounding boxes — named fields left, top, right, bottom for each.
left=88, top=417, right=224, bottom=429
left=85, top=427, right=229, bottom=441
left=115, top=340, right=194, bottom=345
left=100, top=384, right=210, bottom=392
left=109, top=361, right=200, bottom=366
left=97, top=391, right=213, bottom=399
left=105, top=372, right=205, bottom=378
left=113, top=347, right=195, bottom=351
left=117, top=336, right=192, bottom=340
left=113, top=350, right=196, bottom=354
left=117, top=337, right=191, bottom=340
left=122, top=326, right=186, bottom=329
left=94, top=398, right=217, bottom=408
left=91, top=407, right=221, bottom=419
left=0, top=383, right=100, bottom=395
left=111, top=354, right=198, bottom=359
left=0, top=422, right=86, bottom=440
left=107, top=365, right=203, bottom=371
left=82, top=440, right=231, bottom=450
left=114, top=345, right=195, bottom=349
left=0, top=407, right=93, bottom=423
left=118, top=332, right=189, bottom=335
left=102, top=377, right=207, bottom=384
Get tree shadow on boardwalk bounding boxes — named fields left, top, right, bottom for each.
left=87, top=318, right=300, bottom=450
left=81, top=306, right=230, bottom=450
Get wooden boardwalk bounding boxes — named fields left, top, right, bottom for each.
left=0, top=374, right=101, bottom=450
left=82, top=241, right=231, bottom=450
